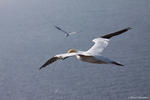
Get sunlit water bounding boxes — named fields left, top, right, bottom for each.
left=0, top=0, right=150, bottom=100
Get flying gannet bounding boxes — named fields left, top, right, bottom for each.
left=40, top=27, right=132, bottom=69
left=54, top=25, right=78, bottom=37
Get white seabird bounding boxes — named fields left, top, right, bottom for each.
left=54, top=25, right=78, bottom=37
left=40, top=27, right=131, bottom=69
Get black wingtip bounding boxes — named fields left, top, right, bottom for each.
left=101, top=27, right=132, bottom=39
left=39, top=64, right=46, bottom=70
left=54, top=25, right=61, bottom=30
left=112, top=61, right=124, bottom=66
left=39, top=57, right=59, bottom=70
left=39, top=66, right=44, bottom=70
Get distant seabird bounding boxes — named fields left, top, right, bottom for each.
left=54, top=25, right=78, bottom=37
left=40, top=27, right=131, bottom=69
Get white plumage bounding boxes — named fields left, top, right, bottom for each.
left=40, top=27, right=131, bottom=69
left=85, top=38, right=109, bottom=55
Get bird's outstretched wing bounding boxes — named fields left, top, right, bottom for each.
left=54, top=25, right=69, bottom=37
left=39, top=52, right=81, bottom=70
left=85, top=38, right=109, bottom=55
left=86, top=27, right=132, bottom=55
left=39, top=57, right=59, bottom=70
left=101, top=27, right=132, bottom=39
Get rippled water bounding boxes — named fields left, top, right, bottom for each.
left=0, top=0, right=150, bottom=100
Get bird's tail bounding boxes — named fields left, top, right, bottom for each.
left=111, top=61, right=124, bottom=66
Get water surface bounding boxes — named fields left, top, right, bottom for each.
left=0, top=0, right=150, bottom=100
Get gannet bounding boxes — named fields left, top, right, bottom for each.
left=54, top=25, right=78, bottom=37
left=40, top=27, right=131, bottom=69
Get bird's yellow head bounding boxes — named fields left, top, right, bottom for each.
left=67, top=49, right=78, bottom=53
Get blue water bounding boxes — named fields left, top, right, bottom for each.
left=0, top=0, right=150, bottom=100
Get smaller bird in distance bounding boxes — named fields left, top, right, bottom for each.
left=40, top=27, right=132, bottom=70
left=54, top=25, right=78, bottom=37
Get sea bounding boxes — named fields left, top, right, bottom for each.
left=0, top=0, right=150, bottom=100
